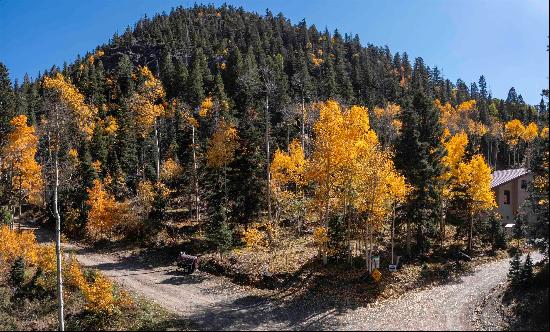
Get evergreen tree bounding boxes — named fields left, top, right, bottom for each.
left=396, top=91, right=445, bottom=255
left=489, top=215, right=507, bottom=251
left=520, top=253, right=534, bottom=286
left=188, top=48, right=207, bottom=107
left=508, top=252, right=522, bottom=286
left=206, top=204, right=232, bottom=255
left=116, top=54, right=134, bottom=97
left=9, top=256, right=25, bottom=288
left=0, top=62, right=15, bottom=146
left=328, top=213, right=346, bottom=259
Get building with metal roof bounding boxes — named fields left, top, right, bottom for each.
left=491, top=168, right=533, bottom=224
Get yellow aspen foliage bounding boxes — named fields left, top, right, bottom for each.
left=306, top=100, right=347, bottom=213
left=442, top=132, right=469, bottom=178
left=467, top=120, right=488, bottom=138
left=129, top=93, right=164, bottom=137
left=541, top=127, right=549, bottom=139
left=270, top=139, right=306, bottom=187
left=43, top=73, right=98, bottom=139
left=198, top=96, right=214, bottom=117
left=102, top=115, right=119, bottom=136
left=310, top=53, right=324, bottom=67
left=136, top=180, right=155, bottom=211
left=242, top=225, right=266, bottom=249
left=87, top=50, right=104, bottom=65
left=206, top=120, right=239, bottom=169
left=353, top=151, right=409, bottom=227
left=68, top=148, right=79, bottom=160
left=129, top=66, right=166, bottom=137
left=0, top=226, right=38, bottom=267
left=313, top=226, right=329, bottom=247
left=522, top=122, right=539, bottom=142
left=36, top=243, right=57, bottom=273
left=457, top=100, right=477, bottom=112
left=372, top=103, right=402, bottom=144
left=186, top=114, right=199, bottom=128
left=65, top=256, right=128, bottom=315
left=457, top=154, right=496, bottom=213
left=504, top=119, right=525, bottom=147
left=160, top=158, right=183, bottom=182
left=65, top=257, right=87, bottom=289
left=305, top=100, right=408, bottom=233
left=441, top=131, right=469, bottom=200
left=81, top=273, right=117, bottom=314
left=1, top=115, right=43, bottom=205
left=91, top=160, right=102, bottom=173
left=435, top=99, right=479, bottom=135
left=85, top=179, right=119, bottom=240
left=139, top=66, right=166, bottom=101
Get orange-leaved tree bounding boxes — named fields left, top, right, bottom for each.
left=456, top=154, right=496, bottom=253
left=270, top=139, right=307, bottom=232
left=504, top=119, right=525, bottom=165
left=128, top=66, right=166, bottom=182
left=85, top=178, right=122, bottom=241
left=205, top=119, right=239, bottom=203
left=1, top=115, right=43, bottom=229
left=439, top=130, right=469, bottom=245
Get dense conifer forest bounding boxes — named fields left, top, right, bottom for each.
left=0, top=6, right=548, bottom=328
left=1, top=3, right=548, bottom=252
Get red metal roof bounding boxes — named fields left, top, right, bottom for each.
left=491, top=168, right=530, bottom=188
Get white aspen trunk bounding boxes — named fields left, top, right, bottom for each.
left=53, top=106, right=65, bottom=331
left=154, top=118, right=160, bottom=183
left=468, top=210, right=474, bottom=254
left=365, top=221, right=370, bottom=272
left=391, top=205, right=396, bottom=265
left=192, top=125, right=200, bottom=226
left=301, top=95, right=306, bottom=153
left=265, top=95, right=272, bottom=223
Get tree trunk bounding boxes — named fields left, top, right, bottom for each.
left=301, top=95, right=306, bottom=154
left=440, top=200, right=446, bottom=248
left=154, top=119, right=160, bottom=183
left=391, top=205, right=396, bottom=265
left=53, top=114, right=65, bottom=331
left=265, top=95, right=272, bottom=223
left=468, top=211, right=474, bottom=255
left=192, top=126, right=200, bottom=228
left=406, top=217, right=411, bottom=257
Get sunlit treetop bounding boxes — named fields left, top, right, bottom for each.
left=43, top=73, right=98, bottom=139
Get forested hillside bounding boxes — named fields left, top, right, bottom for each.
left=0, top=3, right=548, bottom=258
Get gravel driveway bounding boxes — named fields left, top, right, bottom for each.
left=66, top=244, right=542, bottom=331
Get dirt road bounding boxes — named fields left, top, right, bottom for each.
left=27, top=222, right=541, bottom=330
left=69, top=246, right=543, bottom=330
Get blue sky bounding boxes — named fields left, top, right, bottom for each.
left=0, top=0, right=548, bottom=104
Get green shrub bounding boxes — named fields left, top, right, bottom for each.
left=520, top=253, right=534, bottom=286
left=9, top=257, right=26, bottom=288
left=0, top=207, right=12, bottom=226
left=508, top=252, right=522, bottom=286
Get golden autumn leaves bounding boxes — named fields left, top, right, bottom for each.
left=4, top=67, right=507, bottom=254
left=0, top=226, right=131, bottom=315
left=1, top=115, right=43, bottom=209
left=43, top=73, right=99, bottom=140
left=441, top=131, right=496, bottom=213
left=270, top=101, right=409, bottom=249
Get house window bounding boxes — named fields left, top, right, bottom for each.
left=504, top=190, right=511, bottom=205
left=521, top=180, right=528, bottom=189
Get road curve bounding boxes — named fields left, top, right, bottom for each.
left=68, top=244, right=541, bottom=330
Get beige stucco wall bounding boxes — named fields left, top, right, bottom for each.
left=492, top=173, right=534, bottom=224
